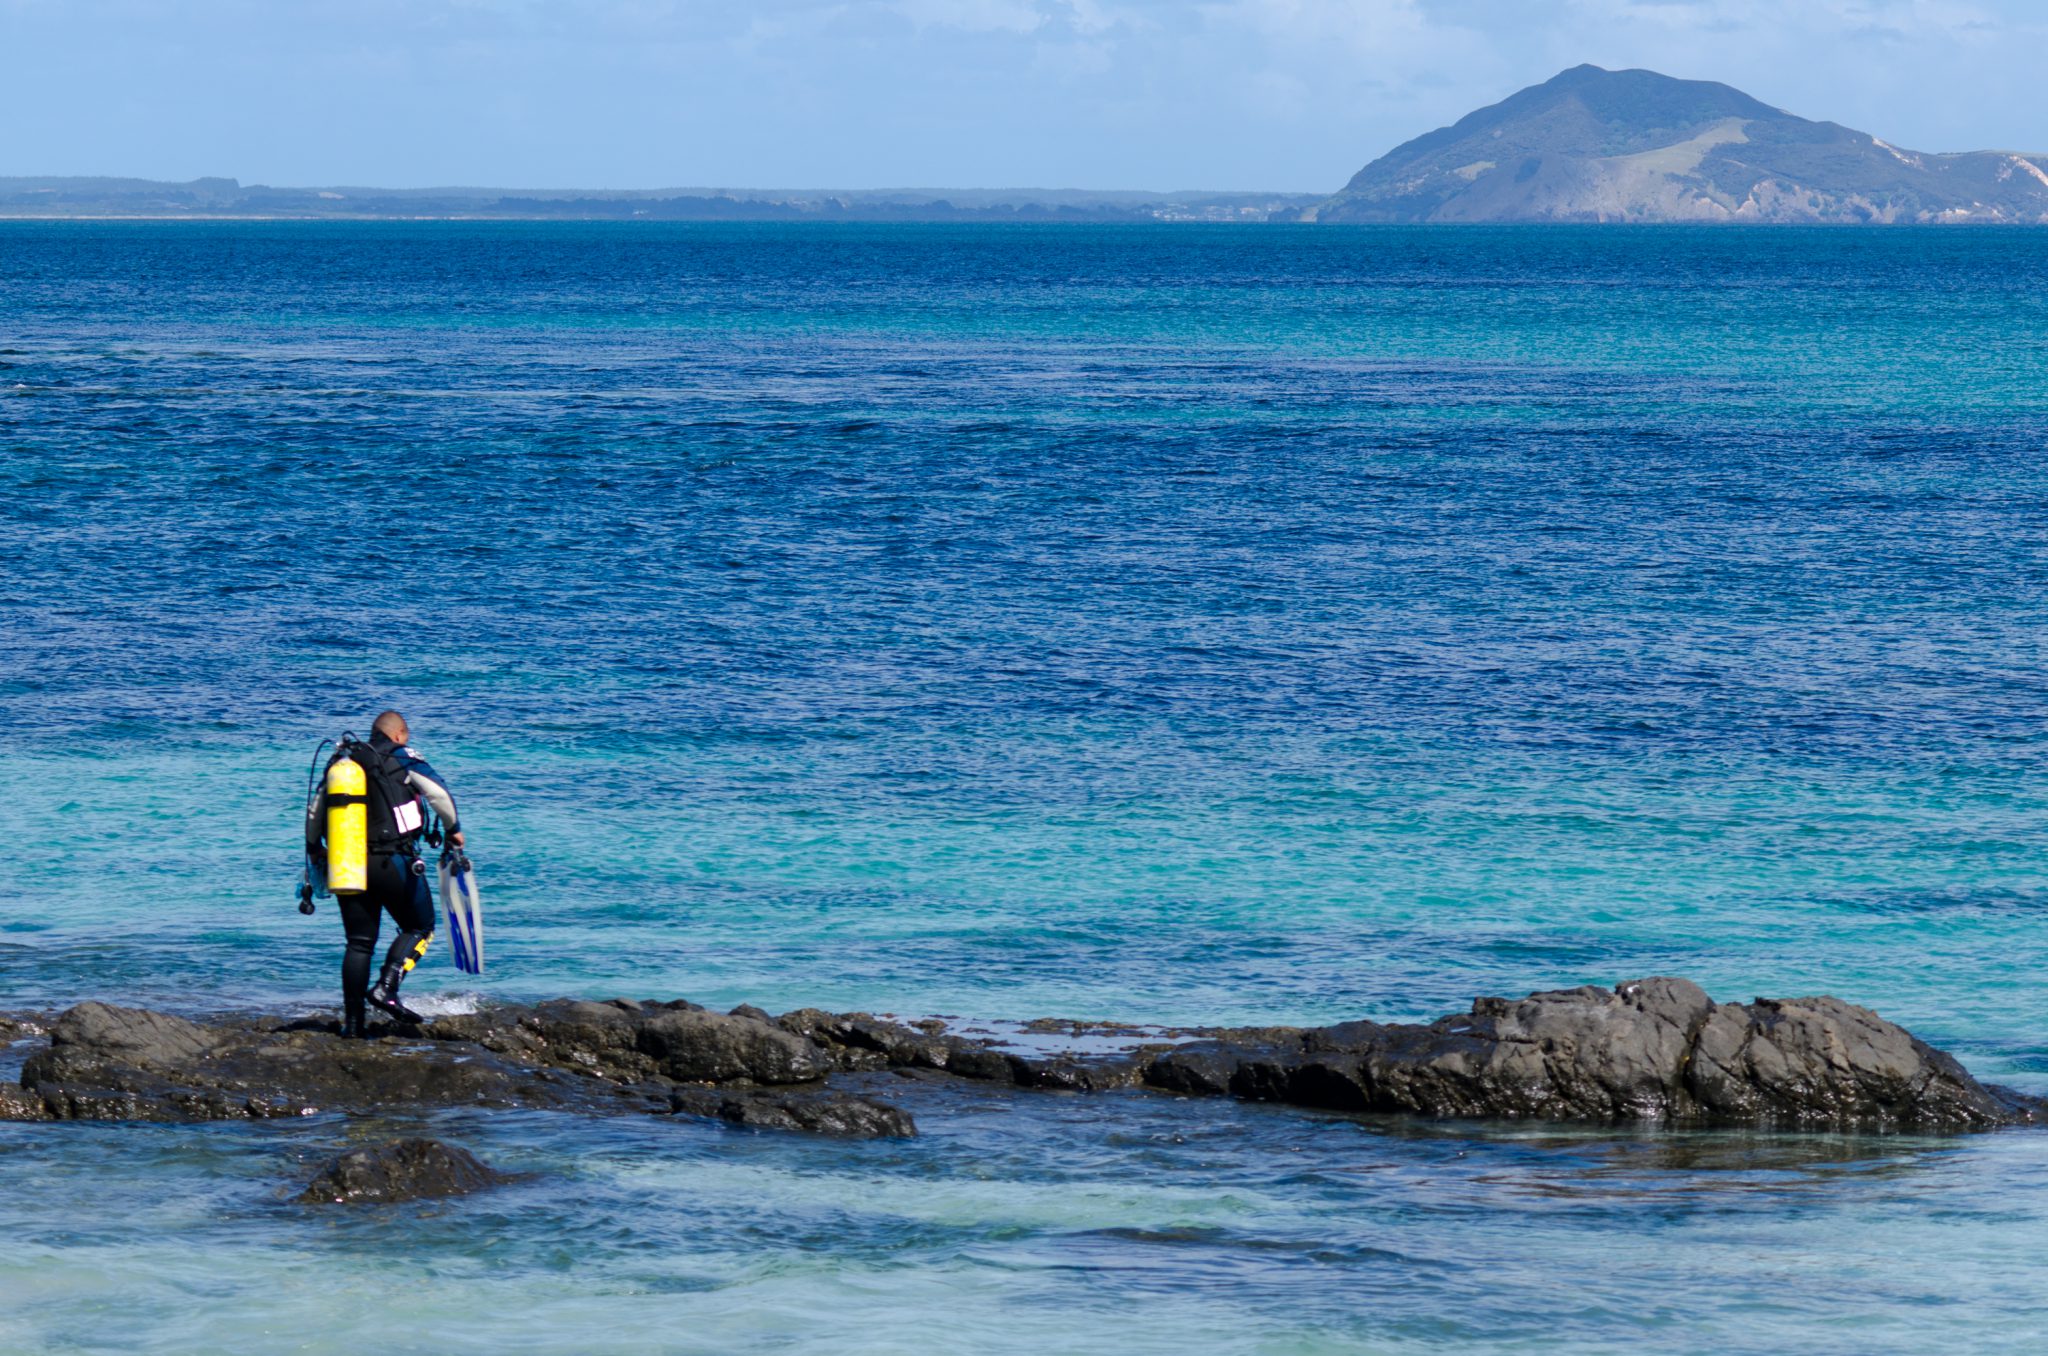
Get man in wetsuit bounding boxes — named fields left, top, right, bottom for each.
left=305, top=710, right=464, bottom=1035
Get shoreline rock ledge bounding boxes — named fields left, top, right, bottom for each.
left=3, top=978, right=2040, bottom=1137
left=1145, top=977, right=2041, bottom=1129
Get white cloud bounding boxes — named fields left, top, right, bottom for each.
left=892, top=0, right=1046, bottom=33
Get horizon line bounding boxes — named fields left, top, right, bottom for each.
left=0, top=175, right=1331, bottom=198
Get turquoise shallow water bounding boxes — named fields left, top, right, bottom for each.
left=3, top=222, right=2048, bottom=1352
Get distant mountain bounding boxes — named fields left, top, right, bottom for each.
left=0, top=178, right=1319, bottom=223
left=1316, top=64, right=2048, bottom=224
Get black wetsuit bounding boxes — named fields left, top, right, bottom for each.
left=338, top=848, right=438, bottom=1027
left=306, top=732, right=461, bottom=1032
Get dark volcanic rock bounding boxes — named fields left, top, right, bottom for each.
left=1681, top=994, right=2010, bottom=1125
left=525, top=999, right=658, bottom=1078
left=636, top=1008, right=830, bottom=1085
left=10, top=979, right=2038, bottom=1139
left=297, top=1138, right=508, bottom=1204
left=1144, top=978, right=2036, bottom=1131
left=11, top=997, right=906, bottom=1138
left=30, top=1002, right=221, bottom=1075
left=784, top=1010, right=952, bottom=1071
left=0, top=1083, right=48, bottom=1121
left=669, top=1086, right=916, bottom=1138
left=21, top=1001, right=603, bottom=1123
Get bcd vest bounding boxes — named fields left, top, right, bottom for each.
left=338, top=738, right=426, bottom=854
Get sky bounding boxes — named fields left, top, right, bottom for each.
left=2, top=0, right=2044, bottom=191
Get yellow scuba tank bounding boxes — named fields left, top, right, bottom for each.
left=324, top=757, right=369, bottom=894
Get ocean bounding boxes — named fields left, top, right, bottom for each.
left=3, top=220, right=2047, bottom=1353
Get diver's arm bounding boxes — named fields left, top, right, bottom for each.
left=401, top=753, right=461, bottom=841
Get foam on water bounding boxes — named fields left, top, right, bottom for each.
left=407, top=990, right=483, bottom=1018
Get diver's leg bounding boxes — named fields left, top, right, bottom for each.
left=339, top=896, right=380, bottom=1037
left=400, top=859, right=436, bottom=939
left=365, top=854, right=432, bottom=1024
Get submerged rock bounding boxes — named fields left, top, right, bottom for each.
left=7, top=978, right=2040, bottom=1138
left=297, top=1138, right=507, bottom=1204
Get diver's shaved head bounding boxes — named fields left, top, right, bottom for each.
left=372, top=710, right=408, bottom=741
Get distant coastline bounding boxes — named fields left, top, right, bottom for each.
left=14, top=66, right=2048, bottom=226
left=0, top=179, right=1323, bottom=223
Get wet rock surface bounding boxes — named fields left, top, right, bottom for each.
left=0, top=1083, right=46, bottom=1122
left=1144, top=978, right=2042, bottom=1130
left=8, top=999, right=913, bottom=1137
left=17, top=1000, right=609, bottom=1124
left=297, top=1138, right=509, bottom=1204
left=668, top=1085, right=918, bottom=1138
left=6, top=979, right=2042, bottom=1138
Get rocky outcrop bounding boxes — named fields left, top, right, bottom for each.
left=7, top=979, right=2040, bottom=1138
left=19, top=1000, right=592, bottom=1123
left=12, top=999, right=913, bottom=1137
left=297, top=1138, right=508, bottom=1204
left=1142, top=979, right=2037, bottom=1131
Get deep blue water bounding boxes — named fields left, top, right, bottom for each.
left=3, top=222, right=2048, bottom=1353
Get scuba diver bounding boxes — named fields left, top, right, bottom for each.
left=304, top=711, right=464, bottom=1035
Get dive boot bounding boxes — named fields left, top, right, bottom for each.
left=366, top=968, right=424, bottom=1024
left=365, top=930, right=431, bottom=1025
